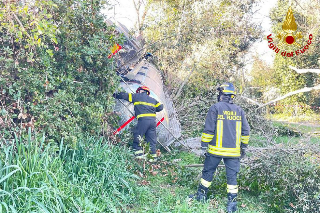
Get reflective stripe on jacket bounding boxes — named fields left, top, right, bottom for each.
left=201, top=96, right=250, bottom=158
left=115, top=92, right=163, bottom=118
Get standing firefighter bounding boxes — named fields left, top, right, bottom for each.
left=189, top=82, right=250, bottom=213
left=113, top=86, right=163, bottom=162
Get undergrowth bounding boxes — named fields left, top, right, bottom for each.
left=1, top=127, right=319, bottom=213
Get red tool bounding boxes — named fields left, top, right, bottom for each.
left=113, top=116, right=135, bottom=135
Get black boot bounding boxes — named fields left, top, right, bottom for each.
left=227, top=193, right=237, bottom=212
left=189, top=184, right=208, bottom=202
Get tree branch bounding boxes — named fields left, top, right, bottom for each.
left=12, top=13, right=31, bottom=39
left=173, top=65, right=195, bottom=101
left=132, top=0, right=141, bottom=32
left=289, top=65, right=320, bottom=74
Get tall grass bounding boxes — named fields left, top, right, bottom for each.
left=0, top=129, right=143, bottom=212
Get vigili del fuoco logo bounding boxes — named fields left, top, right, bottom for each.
left=267, top=6, right=313, bottom=57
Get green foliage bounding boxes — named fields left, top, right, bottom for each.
left=0, top=130, right=145, bottom=212
left=0, top=0, right=123, bottom=143
left=0, top=1, right=58, bottom=50
left=2, top=131, right=267, bottom=213
left=249, top=56, right=278, bottom=103
left=145, top=0, right=261, bottom=93
left=240, top=147, right=320, bottom=212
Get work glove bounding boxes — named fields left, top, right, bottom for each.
left=200, top=147, right=207, bottom=157
left=112, top=93, right=118, bottom=98
left=201, top=142, right=208, bottom=157
left=240, top=148, right=246, bottom=159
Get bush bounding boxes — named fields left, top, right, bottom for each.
left=0, top=0, right=123, bottom=144
left=239, top=147, right=320, bottom=212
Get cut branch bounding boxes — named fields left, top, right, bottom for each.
left=256, top=84, right=320, bottom=110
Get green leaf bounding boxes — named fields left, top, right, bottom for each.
left=0, top=165, right=21, bottom=184
left=23, top=6, right=28, bottom=13
left=51, top=37, right=58, bottom=44
left=46, top=49, right=53, bottom=57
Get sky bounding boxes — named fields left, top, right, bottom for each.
left=105, top=0, right=143, bottom=31
left=245, top=0, right=279, bottom=68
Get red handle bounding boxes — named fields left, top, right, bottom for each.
left=114, top=116, right=164, bottom=135
left=156, top=117, right=164, bottom=127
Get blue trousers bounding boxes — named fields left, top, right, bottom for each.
left=133, top=118, right=157, bottom=154
left=202, top=154, right=240, bottom=185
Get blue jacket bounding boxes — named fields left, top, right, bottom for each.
left=201, top=96, right=250, bottom=158
left=115, top=92, right=163, bottom=119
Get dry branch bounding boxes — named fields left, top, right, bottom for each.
left=173, top=65, right=195, bottom=101
left=13, top=13, right=31, bottom=39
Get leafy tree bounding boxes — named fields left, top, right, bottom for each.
left=143, top=0, right=261, bottom=136
left=250, top=56, right=276, bottom=92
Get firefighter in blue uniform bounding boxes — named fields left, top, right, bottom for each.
left=189, top=82, right=250, bottom=213
left=113, top=86, right=163, bottom=162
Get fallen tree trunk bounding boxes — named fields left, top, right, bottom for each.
left=256, top=84, right=320, bottom=110
left=238, top=95, right=262, bottom=106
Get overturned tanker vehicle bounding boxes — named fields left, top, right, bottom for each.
left=109, top=21, right=181, bottom=151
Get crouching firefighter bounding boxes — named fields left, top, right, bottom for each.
left=113, top=86, right=164, bottom=162
left=189, top=82, right=250, bottom=213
